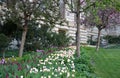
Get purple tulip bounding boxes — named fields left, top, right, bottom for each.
left=36, top=49, right=44, bottom=52
left=0, top=58, right=6, bottom=64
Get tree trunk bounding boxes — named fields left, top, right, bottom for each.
left=2, top=50, right=5, bottom=58
left=59, top=0, right=65, bottom=18
left=76, top=0, right=80, bottom=57
left=96, top=29, right=101, bottom=51
left=19, top=26, right=28, bottom=57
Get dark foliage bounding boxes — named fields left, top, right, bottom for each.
left=103, top=35, right=120, bottom=44
left=25, top=25, right=72, bottom=51
left=0, top=20, right=17, bottom=37
left=0, top=34, right=9, bottom=50
left=0, top=34, right=9, bottom=57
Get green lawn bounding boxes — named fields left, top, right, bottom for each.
left=105, top=44, right=120, bottom=49
left=84, top=47, right=120, bottom=78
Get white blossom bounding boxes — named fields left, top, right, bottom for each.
left=20, top=75, right=23, bottom=78
left=30, top=67, right=38, bottom=73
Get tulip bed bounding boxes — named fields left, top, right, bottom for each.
left=0, top=47, right=96, bottom=78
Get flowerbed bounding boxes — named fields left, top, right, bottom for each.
left=0, top=47, right=96, bottom=78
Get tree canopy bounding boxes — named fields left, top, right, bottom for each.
left=83, top=0, right=120, bottom=51
left=1, top=0, right=63, bottom=57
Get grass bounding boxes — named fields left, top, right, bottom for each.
left=105, top=44, right=120, bottom=49
left=84, top=47, right=120, bottom=78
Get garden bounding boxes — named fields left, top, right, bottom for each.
left=0, top=47, right=96, bottom=78
left=0, top=0, right=120, bottom=78
left=1, top=46, right=120, bottom=78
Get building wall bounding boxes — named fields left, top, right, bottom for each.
left=106, top=25, right=120, bottom=36
left=55, top=2, right=120, bottom=44
left=53, top=4, right=88, bottom=44
left=2, top=1, right=119, bottom=46
left=87, top=27, right=108, bottom=41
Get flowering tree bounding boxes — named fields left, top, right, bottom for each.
left=1, top=0, right=62, bottom=57
left=83, top=3, right=120, bottom=51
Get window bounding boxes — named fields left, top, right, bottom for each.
left=59, top=29, right=66, bottom=36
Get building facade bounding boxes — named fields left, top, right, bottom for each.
left=1, top=0, right=119, bottom=46
left=53, top=2, right=92, bottom=45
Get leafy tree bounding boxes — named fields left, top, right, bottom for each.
left=1, top=0, right=63, bottom=57
left=83, top=0, right=120, bottom=51
left=62, top=0, right=96, bottom=57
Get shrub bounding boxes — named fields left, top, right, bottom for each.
left=25, top=25, right=72, bottom=51
left=73, top=47, right=96, bottom=78
left=87, top=39, right=97, bottom=45
left=103, top=35, right=120, bottom=44
left=0, top=34, right=9, bottom=58
left=50, top=33, right=72, bottom=47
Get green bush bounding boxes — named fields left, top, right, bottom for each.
left=0, top=34, right=9, bottom=57
left=87, top=39, right=97, bottom=45
left=50, top=32, right=72, bottom=47
left=25, top=25, right=72, bottom=51
left=74, top=51, right=96, bottom=78
left=103, top=35, right=120, bottom=44
left=0, top=34, right=9, bottom=49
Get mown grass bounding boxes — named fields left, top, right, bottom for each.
left=105, top=44, right=120, bottom=49
left=84, top=46, right=120, bottom=78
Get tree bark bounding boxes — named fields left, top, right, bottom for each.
left=76, top=13, right=80, bottom=57
left=76, top=0, right=80, bottom=57
left=2, top=50, right=5, bottom=58
left=96, top=29, right=101, bottom=51
left=59, top=0, right=65, bottom=18
left=19, top=26, right=28, bottom=57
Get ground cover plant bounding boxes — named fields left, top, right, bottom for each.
left=84, top=47, right=120, bottom=78
left=0, top=47, right=96, bottom=78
